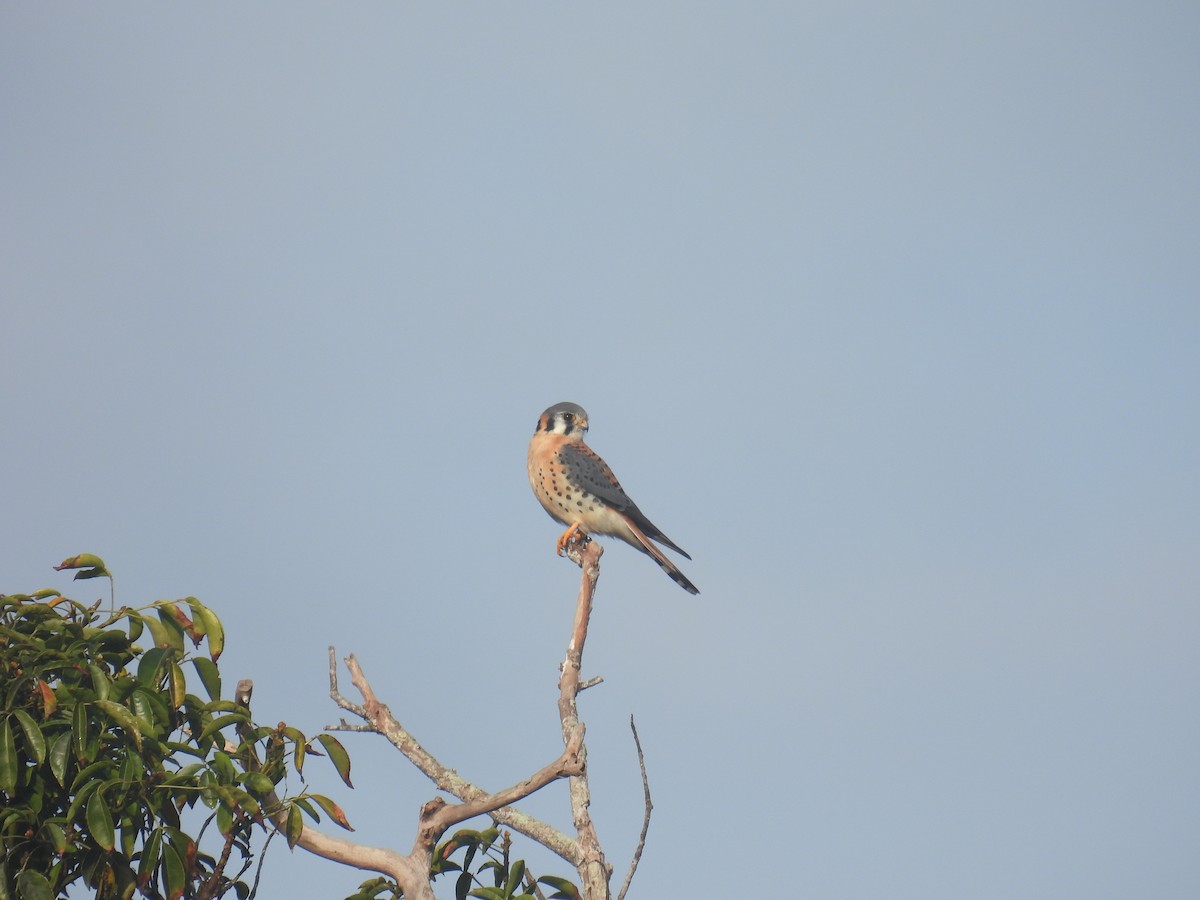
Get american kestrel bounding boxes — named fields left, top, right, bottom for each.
left=527, top=402, right=699, bottom=595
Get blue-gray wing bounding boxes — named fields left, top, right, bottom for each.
left=557, top=443, right=692, bottom=560
left=557, top=443, right=632, bottom=511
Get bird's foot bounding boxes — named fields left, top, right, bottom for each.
left=556, top=523, right=590, bottom=556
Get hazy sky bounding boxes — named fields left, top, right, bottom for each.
left=3, top=4, right=1198, bottom=898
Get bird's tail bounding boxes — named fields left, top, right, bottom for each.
left=625, top=520, right=700, bottom=595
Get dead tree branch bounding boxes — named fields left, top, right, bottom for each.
left=558, top=538, right=612, bottom=898
left=327, top=649, right=582, bottom=865
left=235, top=532, right=637, bottom=900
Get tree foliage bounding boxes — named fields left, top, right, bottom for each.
left=0, top=555, right=352, bottom=900
left=1, top=556, right=583, bottom=900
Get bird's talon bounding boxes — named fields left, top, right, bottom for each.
left=556, top=523, right=588, bottom=556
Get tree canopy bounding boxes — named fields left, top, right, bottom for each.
left=0, top=554, right=352, bottom=900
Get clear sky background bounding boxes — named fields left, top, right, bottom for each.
left=3, top=5, right=1198, bottom=898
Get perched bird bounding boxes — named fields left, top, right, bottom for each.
left=527, top=401, right=699, bottom=594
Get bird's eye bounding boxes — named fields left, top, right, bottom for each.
left=563, top=413, right=573, bottom=421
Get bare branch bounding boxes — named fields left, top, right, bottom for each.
left=235, top=531, right=639, bottom=900
left=558, top=537, right=613, bottom=899
left=273, top=809, right=429, bottom=900
left=329, top=645, right=367, bottom=718
left=407, top=725, right=588, bottom=872
left=428, top=724, right=585, bottom=834
left=329, top=652, right=583, bottom=866
left=617, top=716, right=653, bottom=900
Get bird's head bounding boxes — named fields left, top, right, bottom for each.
left=537, top=402, right=589, bottom=439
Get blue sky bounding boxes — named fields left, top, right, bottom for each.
left=3, top=4, right=1198, bottom=898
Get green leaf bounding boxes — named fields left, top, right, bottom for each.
left=15, top=870, right=54, bottom=900
left=506, top=859, right=526, bottom=898
left=87, top=789, right=116, bottom=851
left=163, top=762, right=206, bottom=786
left=72, top=567, right=110, bottom=580
left=203, top=700, right=246, bottom=714
left=137, top=828, right=162, bottom=883
left=168, top=660, right=186, bottom=710
left=130, top=685, right=169, bottom=733
left=230, top=787, right=261, bottom=820
left=292, top=796, right=318, bottom=822
left=70, top=760, right=115, bottom=796
left=462, top=841, right=479, bottom=883
left=13, top=709, right=48, bottom=765
left=137, top=646, right=170, bottom=685
left=191, top=657, right=221, bottom=701
left=479, top=859, right=503, bottom=878
left=315, top=733, right=353, bottom=788
left=239, top=772, right=274, bottom=795
left=281, top=724, right=305, bottom=743
left=88, top=663, right=111, bottom=702
left=49, top=730, right=72, bottom=786
left=164, top=827, right=196, bottom=869
left=0, top=719, right=17, bottom=793
left=536, top=876, right=582, bottom=900
left=42, top=821, right=68, bottom=854
left=212, top=751, right=236, bottom=785
left=121, top=820, right=137, bottom=859
left=119, top=748, right=144, bottom=785
left=152, top=605, right=185, bottom=652
left=95, top=700, right=143, bottom=750
left=65, top=778, right=101, bottom=823
left=285, top=803, right=304, bottom=849
left=162, top=839, right=186, bottom=900
left=72, top=702, right=94, bottom=764
left=186, top=599, right=225, bottom=661
left=182, top=597, right=206, bottom=634
left=215, top=801, right=234, bottom=836
left=308, top=793, right=354, bottom=831
left=55, top=552, right=107, bottom=570
left=142, top=616, right=169, bottom=652
left=293, top=731, right=307, bottom=775
left=478, top=827, right=500, bottom=852
left=126, top=611, right=145, bottom=642
left=198, top=712, right=249, bottom=743
left=54, top=553, right=110, bottom=580
left=467, top=888, right=506, bottom=900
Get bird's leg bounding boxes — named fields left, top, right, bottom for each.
left=556, top=522, right=589, bottom=556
